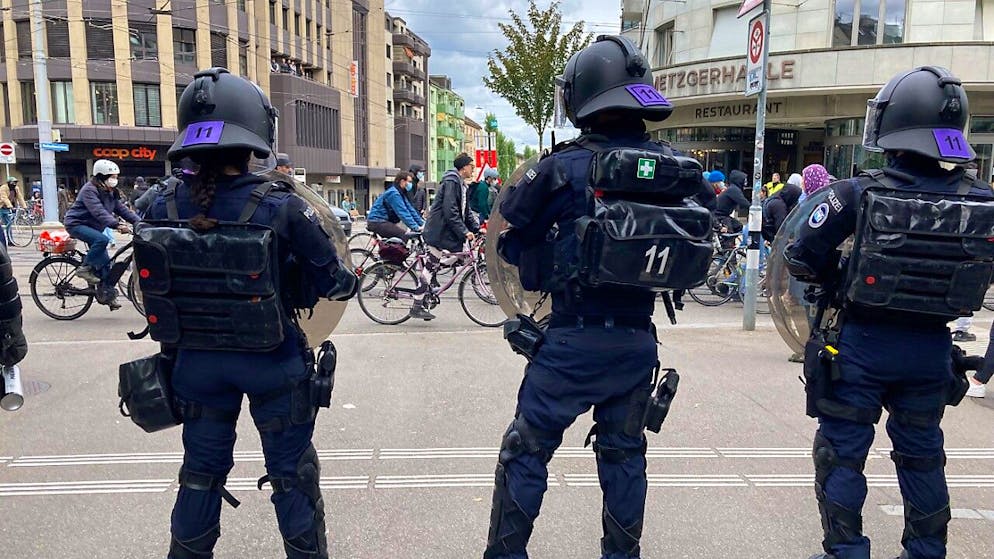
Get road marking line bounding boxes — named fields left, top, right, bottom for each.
left=881, top=505, right=994, bottom=521
left=10, top=449, right=375, bottom=467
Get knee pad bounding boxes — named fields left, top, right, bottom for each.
left=257, top=445, right=328, bottom=559
left=890, top=450, right=945, bottom=472
left=601, top=507, right=642, bottom=558
left=812, top=431, right=865, bottom=551
left=178, top=467, right=240, bottom=508
left=498, top=416, right=553, bottom=466
left=168, top=524, right=220, bottom=559
left=901, top=501, right=951, bottom=547
left=585, top=423, right=647, bottom=465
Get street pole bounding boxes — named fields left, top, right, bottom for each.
left=30, top=0, right=60, bottom=227
left=743, top=0, right=771, bottom=331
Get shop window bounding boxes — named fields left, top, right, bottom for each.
left=833, top=0, right=905, bottom=47
left=709, top=7, right=749, bottom=58
left=85, top=20, right=115, bottom=60
left=15, top=21, right=31, bottom=60
left=134, top=84, right=162, bottom=127
left=51, top=81, right=75, bottom=124
left=210, top=32, right=227, bottom=68
left=654, top=23, right=674, bottom=68
left=47, top=19, right=71, bottom=58
left=130, top=25, right=158, bottom=61
left=21, top=81, right=36, bottom=124
left=174, top=28, right=196, bottom=65
left=91, top=81, right=119, bottom=125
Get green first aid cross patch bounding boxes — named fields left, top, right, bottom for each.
left=637, top=158, right=656, bottom=180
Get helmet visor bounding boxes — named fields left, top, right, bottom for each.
left=249, top=151, right=277, bottom=176
left=553, top=78, right=570, bottom=129
left=862, top=98, right=887, bottom=153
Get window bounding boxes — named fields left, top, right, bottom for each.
left=282, top=7, right=289, bottom=30
left=386, top=100, right=392, bottom=115
left=176, top=84, right=187, bottom=106
left=15, top=21, right=31, bottom=59
left=237, top=0, right=246, bottom=11
left=834, top=0, right=905, bottom=46
left=386, top=44, right=391, bottom=58
left=294, top=101, right=340, bottom=150
left=708, top=7, right=749, bottom=58
left=174, top=28, right=196, bottom=65
left=295, top=13, right=301, bottom=36
left=21, top=81, right=36, bottom=124
left=210, top=32, right=227, bottom=68
left=239, top=41, right=249, bottom=76
left=51, top=81, right=74, bottom=124
left=91, top=82, right=119, bottom=125
left=654, top=24, right=674, bottom=67
left=130, top=25, right=158, bottom=60
left=47, top=19, right=71, bottom=58
left=133, top=84, right=161, bottom=127
left=86, top=19, right=115, bottom=59
left=305, top=18, right=311, bottom=40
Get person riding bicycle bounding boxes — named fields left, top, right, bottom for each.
left=64, top=159, right=140, bottom=309
left=366, top=171, right=424, bottom=239
left=0, top=177, right=25, bottom=245
left=418, top=153, right=480, bottom=321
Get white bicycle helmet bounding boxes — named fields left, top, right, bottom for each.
left=92, top=159, right=120, bottom=176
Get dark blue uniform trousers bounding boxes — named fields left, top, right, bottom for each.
left=818, top=320, right=952, bottom=559
left=488, top=324, right=657, bottom=559
left=169, top=345, right=320, bottom=557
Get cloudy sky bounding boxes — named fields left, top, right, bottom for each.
left=383, top=0, right=622, bottom=152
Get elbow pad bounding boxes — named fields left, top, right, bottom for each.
left=326, top=263, right=358, bottom=302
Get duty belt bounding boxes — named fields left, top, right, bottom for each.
left=548, top=314, right=653, bottom=331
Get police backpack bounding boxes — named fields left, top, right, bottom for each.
left=844, top=168, right=994, bottom=318
left=572, top=146, right=714, bottom=291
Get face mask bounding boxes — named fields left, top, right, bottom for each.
left=404, top=182, right=413, bottom=192
left=106, top=178, right=118, bottom=188
left=417, top=172, right=425, bottom=181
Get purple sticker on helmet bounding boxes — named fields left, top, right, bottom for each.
left=933, top=129, right=971, bottom=159
left=181, top=121, right=225, bottom=148
left=625, top=84, right=671, bottom=108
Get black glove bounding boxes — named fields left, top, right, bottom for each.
left=0, top=315, right=27, bottom=366
left=951, top=344, right=984, bottom=373
left=327, top=264, right=358, bottom=301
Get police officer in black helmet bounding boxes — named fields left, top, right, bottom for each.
left=140, top=68, right=356, bottom=558
left=484, top=35, right=711, bottom=559
left=785, top=67, right=994, bottom=559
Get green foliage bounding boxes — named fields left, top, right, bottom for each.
left=484, top=0, right=591, bottom=151
left=522, top=145, right=537, bottom=161
left=485, top=113, right=499, bottom=133
left=496, top=131, right=518, bottom=180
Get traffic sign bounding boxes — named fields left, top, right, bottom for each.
left=0, top=142, right=15, bottom=165
left=737, top=0, right=764, bottom=17
left=744, top=12, right=767, bottom=97
left=40, top=142, right=69, bottom=152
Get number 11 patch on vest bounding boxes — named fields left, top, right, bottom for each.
left=637, top=158, right=656, bottom=180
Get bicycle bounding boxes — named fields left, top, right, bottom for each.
left=29, top=238, right=142, bottom=320
left=6, top=207, right=35, bottom=248
left=688, top=231, right=767, bottom=307
left=356, top=233, right=503, bottom=327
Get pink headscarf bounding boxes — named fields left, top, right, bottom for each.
left=802, top=164, right=832, bottom=196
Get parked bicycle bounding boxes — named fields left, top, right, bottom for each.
left=356, top=232, right=502, bottom=327
left=29, top=237, right=142, bottom=319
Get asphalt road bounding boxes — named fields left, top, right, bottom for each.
left=0, top=243, right=992, bottom=559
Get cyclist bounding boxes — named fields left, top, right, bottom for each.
left=64, top=159, right=140, bottom=309
left=0, top=177, right=25, bottom=245
left=365, top=171, right=423, bottom=239
left=418, top=153, right=480, bottom=320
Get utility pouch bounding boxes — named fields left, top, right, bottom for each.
left=623, top=381, right=654, bottom=437
left=643, top=368, right=680, bottom=434
left=948, top=345, right=982, bottom=407
left=503, top=314, right=546, bottom=361
left=118, top=352, right=181, bottom=433
left=312, top=341, right=337, bottom=408
left=803, top=332, right=839, bottom=419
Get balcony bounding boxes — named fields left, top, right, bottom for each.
left=393, top=32, right=431, bottom=56
left=393, top=60, right=425, bottom=80
left=394, top=87, right=425, bottom=107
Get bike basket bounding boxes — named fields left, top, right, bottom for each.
left=38, top=230, right=77, bottom=254
left=377, top=239, right=409, bottom=265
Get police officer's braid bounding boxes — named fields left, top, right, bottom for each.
left=188, top=168, right=220, bottom=232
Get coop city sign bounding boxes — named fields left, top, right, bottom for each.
left=92, top=146, right=159, bottom=160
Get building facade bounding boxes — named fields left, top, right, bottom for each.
left=463, top=116, right=482, bottom=157
left=388, top=14, right=430, bottom=178
left=622, top=0, right=994, bottom=184
left=0, top=0, right=396, bottom=213
left=427, top=75, right=464, bottom=183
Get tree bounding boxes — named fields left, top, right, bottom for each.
left=496, top=131, right=518, bottom=180
left=522, top=145, right=537, bottom=161
left=485, top=1, right=591, bottom=151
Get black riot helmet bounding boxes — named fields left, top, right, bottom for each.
left=863, top=66, right=975, bottom=163
left=556, top=35, right=672, bottom=127
left=168, top=68, right=278, bottom=162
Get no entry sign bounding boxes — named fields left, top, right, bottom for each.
left=0, top=142, right=15, bottom=165
left=744, top=12, right=767, bottom=97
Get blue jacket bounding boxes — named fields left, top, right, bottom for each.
left=64, top=180, right=140, bottom=230
left=366, top=185, right=424, bottom=229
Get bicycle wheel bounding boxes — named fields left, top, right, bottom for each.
left=125, top=271, right=145, bottom=316
left=983, top=284, right=994, bottom=312
left=348, top=231, right=377, bottom=253
left=459, top=263, right=504, bottom=327
left=8, top=212, right=34, bottom=248
left=350, top=248, right=383, bottom=293
left=356, top=261, right=418, bottom=325
left=29, top=255, right=94, bottom=320
left=688, top=256, right=737, bottom=307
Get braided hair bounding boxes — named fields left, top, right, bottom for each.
left=186, top=148, right=251, bottom=231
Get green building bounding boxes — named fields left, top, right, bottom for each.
left=428, top=75, right=466, bottom=183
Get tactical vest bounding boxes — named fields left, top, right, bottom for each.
left=844, top=169, right=994, bottom=318
left=133, top=182, right=287, bottom=351
left=570, top=145, right=714, bottom=291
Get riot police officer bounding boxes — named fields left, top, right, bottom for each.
left=784, top=66, right=994, bottom=559
left=0, top=225, right=27, bottom=406
left=485, top=35, right=708, bottom=559
left=142, top=68, right=356, bottom=558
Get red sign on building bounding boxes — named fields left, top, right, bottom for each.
left=475, top=149, right=497, bottom=169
